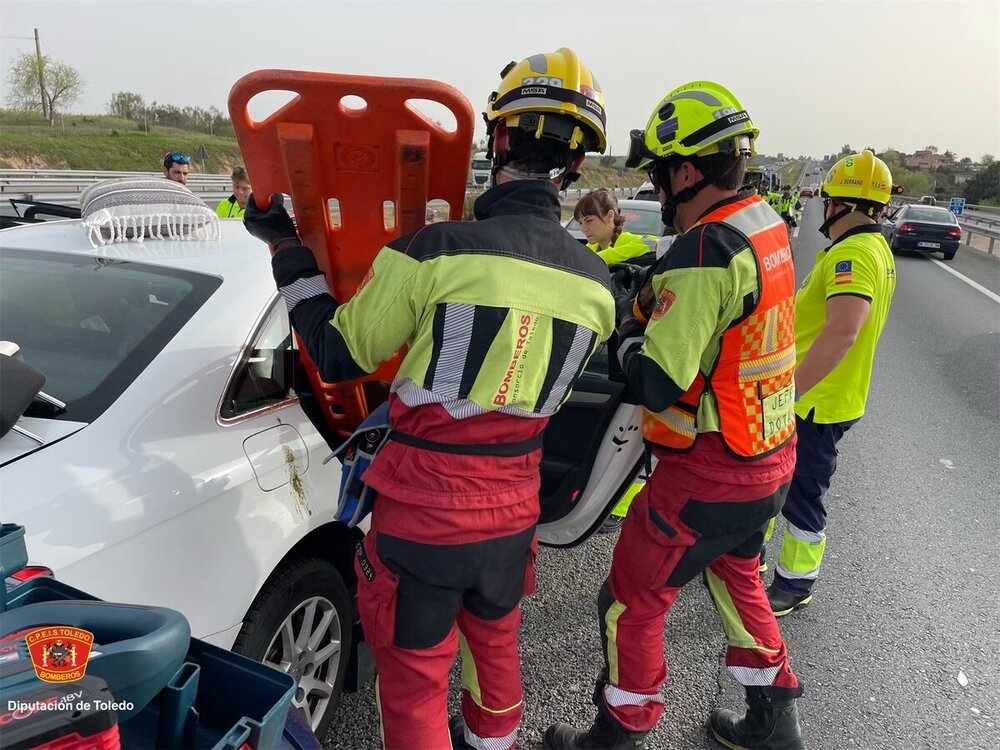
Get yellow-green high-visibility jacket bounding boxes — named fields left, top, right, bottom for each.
left=216, top=195, right=245, bottom=219
left=272, top=180, right=617, bottom=420
left=587, top=231, right=654, bottom=265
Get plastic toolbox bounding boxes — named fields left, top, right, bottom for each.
left=1, top=523, right=308, bottom=750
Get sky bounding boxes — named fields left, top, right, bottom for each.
left=1, top=0, right=998, bottom=160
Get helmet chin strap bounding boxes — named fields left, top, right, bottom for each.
left=659, top=173, right=712, bottom=230
left=818, top=203, right=854, bottom=239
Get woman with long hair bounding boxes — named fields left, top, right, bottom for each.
left=572, top=188, right=654, bottom=264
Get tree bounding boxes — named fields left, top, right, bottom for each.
left=838, top=143, right=853, bottom=157
left=964, top=162, right=999, bottom=205
left=959, top=157, right=973, bottom=166
left=5, top=52, right=83, bottom=126
left=982, top=154, right=995, bottom=166
left=924, top=145, right=938, bottom=153
left=107, top=91, right=145, bottom=120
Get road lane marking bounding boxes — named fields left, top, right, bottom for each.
left=920, top=251, right=1000, bottom=304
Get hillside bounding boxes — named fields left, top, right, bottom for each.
left=0, top=110, right=244, bottom=172
left=0, top=110, right=646, bottom=188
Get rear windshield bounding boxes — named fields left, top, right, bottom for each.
left=0, top=248, right=220, bottom=422
left=906, top=207, right=957, bottom=223
left=566, top=206, right=664, bottom=237
left=619, top=207, right=664, bottom=236
left=471, top=159, right=491, bottom=170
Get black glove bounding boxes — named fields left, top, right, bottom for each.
left=244, top=193, right=299, bottom=247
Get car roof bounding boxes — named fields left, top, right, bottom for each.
left=0, top=219, right=270, bottom=283
left=617, top=199, right=659, bottom=211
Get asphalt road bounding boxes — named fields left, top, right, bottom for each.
left=323, top=198, right=1000, bottom=749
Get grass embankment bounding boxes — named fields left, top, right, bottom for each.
left=780, top=160, right=806, bottom=187
left=0, top=109, right=242, bottom=172
left=0, top=109, right=646, bottom=190
left=576, top=162, right=645, bottom=190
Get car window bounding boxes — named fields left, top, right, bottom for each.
left=906, top=207, right=957, bottom=223
left=0, top=248, right=220, bottom=423
left=220, top=301, right=295, bottom=419
left=620, top=207, right=664, bottom=236
left=566, top=206, right=663, bottom=237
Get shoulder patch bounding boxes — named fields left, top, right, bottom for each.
left=651, top=288, right=676, bottom=320
left=834, top=259, right=854, bottom=285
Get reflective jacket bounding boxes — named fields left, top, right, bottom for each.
left=216, top=195, right=245, bottom=219
left=778, top=194, right=801, bottom=217
left=587, top=231, right=654, bottom=265
left=272, top=180, right=617, bottom=508
left=620, top=193, right=797, bottom=460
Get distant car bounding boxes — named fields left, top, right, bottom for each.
left=882, top=204, right=962, bottom=260
left=799, top=187, right=814, bottom=198
left=918, top=195, right=937, bottom=206
left=564, top=198, right=665, bottom=252
left=632, top=182, right=659, bottom=202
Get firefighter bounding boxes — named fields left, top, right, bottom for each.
left=766, top=150, right=897, bottom=616
left=544, top=81, right=805, bottom=750
left=778, top=184, right=803, bottom=228
left=244, top=48, right=616, bottom=750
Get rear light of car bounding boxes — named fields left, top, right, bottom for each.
left=899, top=223, right=917, bottom=233
left=946, top=227, right=962, bottom=238
left=9, top=566, right=54, bottom=582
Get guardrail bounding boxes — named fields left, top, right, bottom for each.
left=2, top=170, right=640, bottom=205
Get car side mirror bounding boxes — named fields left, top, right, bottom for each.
left=0, top=342, right=46, bottom=439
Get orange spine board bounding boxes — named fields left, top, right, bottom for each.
left=228, top=69, right=475, bottom=432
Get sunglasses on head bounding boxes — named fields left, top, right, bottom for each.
left=166, top=153, right=191, bottom=165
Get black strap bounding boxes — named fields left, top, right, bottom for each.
left=390, top=430, right=543, bottom=457
left=679, top=110, right=750, bottom=149
left=492, top=85, right=606, bottom=128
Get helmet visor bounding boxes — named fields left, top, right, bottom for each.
left=625, top=129, right=659, bottom=169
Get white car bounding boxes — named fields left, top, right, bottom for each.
left=0, top=216, right=643, bottom=733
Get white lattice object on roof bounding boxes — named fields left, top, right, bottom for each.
left=81, top=178, right=221, bottom=247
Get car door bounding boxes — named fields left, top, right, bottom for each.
left=535, top=341, right=644, bottom=548
left=882, top=206, right=905, bottom=239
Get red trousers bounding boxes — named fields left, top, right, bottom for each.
left=356, top=495, right=537, bottom=750
left=598, top=460, right=801, bottom=733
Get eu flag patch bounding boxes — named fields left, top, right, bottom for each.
left=834, top=259, right=853, bottom=285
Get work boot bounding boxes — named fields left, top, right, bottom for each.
left=449, top=715, right=473, bottom=749
left=450, top=714, right=519, bottom=750
left=708, top=687, right=805, bottom=750
left=543, top=711, right=647, bottom=749
left=766, top=584, right=813, bottom=618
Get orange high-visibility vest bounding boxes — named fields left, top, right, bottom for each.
left=644, top=194, right=797, bottom=459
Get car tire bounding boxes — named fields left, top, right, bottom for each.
left=233, top=556, right=353, bottom=738
left=942, top=251, right=956, bottom=261
left=888, top=234, right=900, bottom=253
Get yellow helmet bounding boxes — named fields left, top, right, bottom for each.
left=821, top=151, right=893, bottom=209
left=484, top=47, right=607, bottom=154
left=626, top=81, right=758, bottom=170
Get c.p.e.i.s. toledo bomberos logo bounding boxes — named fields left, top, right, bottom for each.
left=26, top=627, right=94, bottom=683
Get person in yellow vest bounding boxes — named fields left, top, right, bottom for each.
left=544, top=82, right=804, bottom=750
left=765, top=150, right=897, bottom=616
left=573, top=188, right=656, bottom=264
left=216, top=166, right=251, bottom=219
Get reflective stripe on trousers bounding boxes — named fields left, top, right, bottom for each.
left=596, top=470, right=800, bottom=733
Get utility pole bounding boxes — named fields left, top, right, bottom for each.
left=34, top=28, right=48, bottom=121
